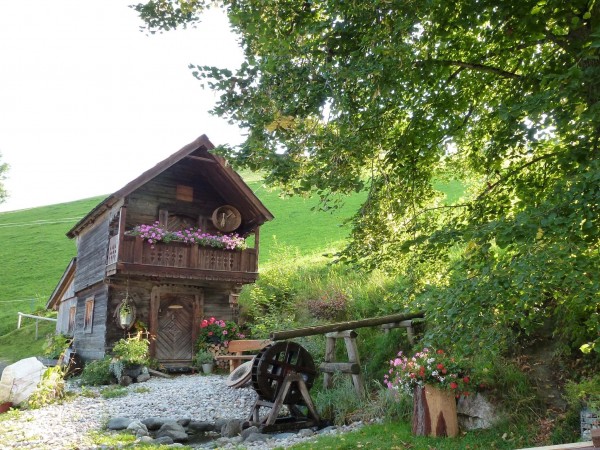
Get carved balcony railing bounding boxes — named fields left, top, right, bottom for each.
left=106, top=235, right=258, bottom=282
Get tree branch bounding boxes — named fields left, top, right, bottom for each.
left=419, top=59, right=522, bottom=79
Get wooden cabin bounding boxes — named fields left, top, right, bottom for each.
left=46, top=135, right=273, bottom=369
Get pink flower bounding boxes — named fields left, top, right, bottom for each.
left=222, top=330, right=228, bottom=335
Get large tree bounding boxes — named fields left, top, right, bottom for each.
left=135, top=0, right=599, bottom=356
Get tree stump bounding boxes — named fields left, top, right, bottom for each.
left=412, top=384, right=459, bottom=437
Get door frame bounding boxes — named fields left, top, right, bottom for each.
left=149, top=284, right=203, bottom=362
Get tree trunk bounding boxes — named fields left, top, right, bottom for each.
left=412, top=384, right=459, bottom=437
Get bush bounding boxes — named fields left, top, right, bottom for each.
left=306, top=290, right=348, bottom=321
left=27, top=365, right=66, bottom=409
left=80, top=357, right=114, bottom=386
left=43, top=333, right=72, bottom=359
left=112, top=332, right=150, bottom=367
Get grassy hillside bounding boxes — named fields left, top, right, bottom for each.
left=0, top=177, right=462, bottom=359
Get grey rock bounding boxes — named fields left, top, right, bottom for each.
left=135, top=428, right=149, bottom=438
left=156, top=420, right=189, bottom=442
left=119, top=375, right=132, bottom=386
left=142, top=417, right=169, bottom=430
left=137, top=436, right=154, bottom=444
left=187, top=420, right=215, bottom=433
left=318, top=425, right=337, bottom=434
left=221, top=419, right=242, bottom=438
left=126, top=420, right=148, bottom=435
left=177, top=417, right=191, bottom=427
left=107, top=417, right=133, bottom=430
left=241, top=426, right=259, bottom=440
left=154, top=436, right=174, bottom=445
left=214, top=418, right=228, bottom=430
left=272, top=432, right=297, bottom=440
left=457, top=393, right=500, bottom=430
left=298, top=428, right=315, bottom=437
left=136, top=373, right=150, bottom=383
left=244, top=433, right=269, bottom=443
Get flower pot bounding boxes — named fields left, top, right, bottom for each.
left=412, top=384, right=459, bottom=437
left=202, top=363, right=214, bottom=374
left=122, top=364, right=143, bottom=379
left=0, top=402, right=13, bottom=414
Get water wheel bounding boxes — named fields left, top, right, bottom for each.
left=251, top=341, right=317, bottom=403
left=248, top=341, right=320, bottom=431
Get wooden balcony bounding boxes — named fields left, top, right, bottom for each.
left=106, top=235, right=258, bottom=283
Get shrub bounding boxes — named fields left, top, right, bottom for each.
left=43, top=333, right=72, bottom=359
left=306, top=291, right=348, bottom=321
left=27, top=365, right=66, bottom=409
left=80, top=357, right=114, bottom=386
left=112, top=332, right=150, bottom=367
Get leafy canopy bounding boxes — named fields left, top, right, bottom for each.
left=133, top=0, right=599, bottom=356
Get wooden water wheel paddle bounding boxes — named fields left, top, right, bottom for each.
left=251, top=341, right=317, bottom=404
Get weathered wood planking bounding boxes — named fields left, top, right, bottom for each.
left=73, top=217, right=109, bottom=292
left=73, top=283, right=109, bottom=361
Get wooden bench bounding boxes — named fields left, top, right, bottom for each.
left=216, top=339, right=272, bottom=372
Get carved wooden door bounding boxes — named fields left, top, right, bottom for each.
left=156, top=295, right=194, bottom=364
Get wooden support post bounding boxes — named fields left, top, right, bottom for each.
left=320, top=330, right=365, bottom=397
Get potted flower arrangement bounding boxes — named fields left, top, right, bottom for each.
left=111, top=332, right=150, bottom=380
left=126, top=222, right=246, bottom=250
left=195, top=350, right=215, bottom=374
left=197, top=317, right=246, bottom=369
left=385, top=348, right=472, bottom=437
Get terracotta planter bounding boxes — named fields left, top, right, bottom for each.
left=0, top=402, right=13, bottom=414
left=412, top=384, right=459, bottom=437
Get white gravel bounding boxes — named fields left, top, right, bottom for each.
left=0, top=374, right=363, bottom=449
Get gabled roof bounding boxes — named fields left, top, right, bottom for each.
left=46, top=257, right=77, bottom=310
left=66, top=134, right=273, bottom=238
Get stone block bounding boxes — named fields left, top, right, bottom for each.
left=0, top=358, right=46, bottom=405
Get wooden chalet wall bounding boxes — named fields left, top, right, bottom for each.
left=73, top=217, right=110, bottom=292
left=105, top=281, right=150, bottom=349
left=56, top=298, right=76, bottom=336
left=203, top=289, right=234, bottom=320
left=124, top=161, right=230, bottom=234
left=73, top=283, right=109, bottom=361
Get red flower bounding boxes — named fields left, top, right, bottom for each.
left=450, top=382, right=458, bottom=389
left=437, top=349, right=445, bottom=354
left=208, top=331, right=213, bottom=336
left=437, top=363, right=444, bottom=370
left=463, top=376, right=470, bottom=383
left=201, top=319, right=208, bottom=328
left=442, top=369, right=447, bottom=374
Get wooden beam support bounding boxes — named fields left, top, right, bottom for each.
left=270, top=311, right=424, bottom=340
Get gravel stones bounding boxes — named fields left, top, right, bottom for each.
left=0, top=372, right=367, bottom=449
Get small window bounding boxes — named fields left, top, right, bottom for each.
left=68, top=306, right=76, bottom=334
left=84, top=297, right=94, bottom=333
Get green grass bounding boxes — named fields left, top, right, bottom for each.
left=284, top=421, right=534, bottom=450
left=0, top=196, right=105, bottom=337
left=0, top=321, right=56, bottom=363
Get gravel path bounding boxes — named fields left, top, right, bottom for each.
left=0, top=373, right=361, bottom=449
